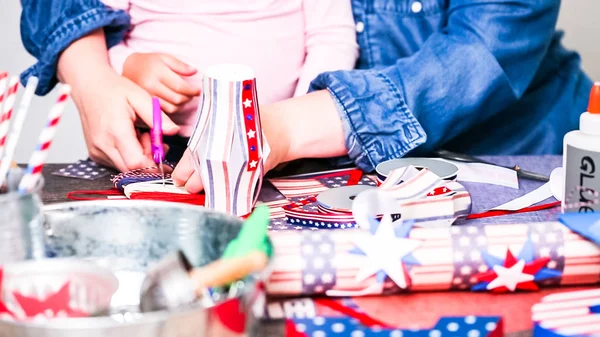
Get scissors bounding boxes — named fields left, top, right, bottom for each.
left=433, top=149, right=550, bottom=182
left=151, top=97, right=165, bottom=184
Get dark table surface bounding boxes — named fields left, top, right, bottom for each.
left=37, top=156, right=586, bottom=337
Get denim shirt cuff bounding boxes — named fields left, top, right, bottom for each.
left=309, top=70, right=427, bottom=172
left=20, top=7, right=130, bottom=96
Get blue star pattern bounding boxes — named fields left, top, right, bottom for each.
left=300, top=232, right=337, bottom=294
left=449, top=225, right=489, bottom=290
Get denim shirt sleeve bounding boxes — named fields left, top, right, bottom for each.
left=309, top=0, right=560, bottom=172
left=20, top=0, right=130, bottom=95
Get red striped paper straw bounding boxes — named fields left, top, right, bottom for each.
left=18, top=84, right=71, bottom=193
left=0, top=76, right=20, bottom=160
left=0, top=72, right=8, bottom=111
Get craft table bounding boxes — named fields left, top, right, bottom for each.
left=38, top=155, right=594, bottom=337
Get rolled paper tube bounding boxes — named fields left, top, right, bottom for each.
left=264, top=221, right=600, bottom=296
left=189, top=251, right=269, bottom=296
left=0, top=76, right=19, bottom=160
left=18, top=83, right=69, bottom=192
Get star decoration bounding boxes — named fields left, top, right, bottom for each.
left=243, top=99, right=253, bottom=108
left=249, top=160, right=258, bottom=168
left=349, top=216, right=421, bottom=289
left=472, top=238, right=561, bottom=292
left=13, top=282, right=88, bottom=318
left=247, top=129, right=256, bottom=139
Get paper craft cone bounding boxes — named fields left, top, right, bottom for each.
left=188, top=64, right=270, bottom=216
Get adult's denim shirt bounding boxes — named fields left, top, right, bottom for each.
left=20, top=0, right=593, bottom=172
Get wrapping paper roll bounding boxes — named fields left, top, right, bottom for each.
left=265, top=220, right=600, bottom=296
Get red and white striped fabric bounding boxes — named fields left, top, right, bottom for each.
left=188, top=64, right=270, bottom=217
left=532, top=289, right=600, bottom=336
left=0, top=76, right=19, bottom=159
left=18, top=85, right=71, bottom=193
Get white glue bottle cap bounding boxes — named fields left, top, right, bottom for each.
left=581, top=82, right=600, bottom=135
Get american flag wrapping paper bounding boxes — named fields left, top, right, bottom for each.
left=267, top=166, right=472, bottom=230
left=532, top=289, right=600, bottom=337
left=261, top=297, right=503, bottom=337
left=265, top=219, right=600, bottom=296
left=188, top=64, right=270, bottom=217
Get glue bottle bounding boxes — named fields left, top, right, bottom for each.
left=562, top=82, right=600, bottom=213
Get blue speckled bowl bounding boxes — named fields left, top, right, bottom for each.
left=0, top=200, right=267, bottom=337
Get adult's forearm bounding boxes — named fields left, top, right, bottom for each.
left=263, top=90, right=347, bottom=163
left=57, top=29, right=114, bottom=87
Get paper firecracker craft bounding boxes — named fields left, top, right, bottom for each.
left=532, top=289, right=600, bottom=337
left=264, top=219, right=600, bottom=297
left=188, top=64, right=270, bottom=216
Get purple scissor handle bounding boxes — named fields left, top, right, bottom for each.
left=151, top=97, right=165, bottom=181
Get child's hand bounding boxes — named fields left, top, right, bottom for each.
left=123, top=53, right=202, bottom=113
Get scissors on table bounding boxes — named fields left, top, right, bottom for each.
left=433, top=149, right=550, bottom=182
left=151, top=97, right=166, bottom=184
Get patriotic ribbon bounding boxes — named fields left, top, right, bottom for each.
left=188, top=64, right=270, bottom=217
left=282, top=165, right=472, bottom=230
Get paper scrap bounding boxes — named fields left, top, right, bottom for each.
left=434, top=159, right=519, bottom=189
left=489, top=182, right=554, bottom=211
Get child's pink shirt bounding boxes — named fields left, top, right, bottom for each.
left=102, top=0, right=359, bottom=137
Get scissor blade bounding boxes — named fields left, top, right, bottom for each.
left=159, top=161, right=165, bottom=186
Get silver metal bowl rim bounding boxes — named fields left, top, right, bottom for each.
left=9, top=200, right=254, bottom=329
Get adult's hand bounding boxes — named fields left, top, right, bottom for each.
left=57, top=29, right=179, bottom=172
left=172, top=90, right=346, bottom=193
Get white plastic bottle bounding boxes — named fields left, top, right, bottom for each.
left=562, top=82, right=600, bottom=213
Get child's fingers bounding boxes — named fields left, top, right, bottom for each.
left=155, top=82, right=193, bottom=108
left=172, top=149, right=195, bottom=186
left=161, top=54, right=197, bottom=77
left=185, top=170, right=204, bottom=194
left=161, top=69, right=201, bottom=97
left=157, top=97, right=180, bottom=114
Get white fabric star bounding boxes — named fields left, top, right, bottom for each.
left=353, top=215, right=421, bottom=289
left=249, top=160, right=258, bottom=168
left=247, top=129, right=256, bottom=139
left=243, top=99, right=252, bottom=108
left=486, top=259, right=534, bottom=291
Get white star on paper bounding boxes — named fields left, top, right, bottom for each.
left=353, top=215, right=421, bottom=289
left=247, top=129, right=256, bottom=139
left=249, top=160, right=258, bottom=168
left=486, top=259, right=534, bottom=291
left=243, top=99, right=253, bottom=108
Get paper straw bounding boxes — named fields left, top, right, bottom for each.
left=18, top=84, right=71, bottom=193
left=0, top=72, right=8, bottom=112
left=0, top=77, right=38, bottom=188
left=0, top=76, right=20, bottom=160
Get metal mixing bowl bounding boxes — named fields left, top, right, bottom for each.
left=0, top=200, right=267, bottom=337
